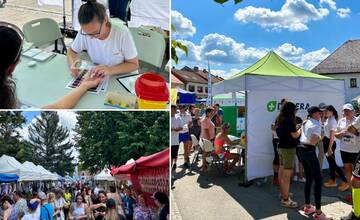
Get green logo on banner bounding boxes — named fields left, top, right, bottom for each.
left=267, top=101, right=277, bottom=112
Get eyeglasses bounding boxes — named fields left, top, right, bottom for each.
left=80, top=21, right=103, bottom=36
left=0, top=21, right=24, bottom=63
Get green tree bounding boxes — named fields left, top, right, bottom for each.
left=0, top=111, right=26, bottom=159
left=27, top=112, right=74, bottom=176
left=75, top=111, right=169, bottom=174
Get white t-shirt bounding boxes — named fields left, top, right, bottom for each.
left=324, top=116, right=337, bottom=138
left=171, top=115, right=183, bottom=146
left=178, top=112, right=192, bottom=134
left=300, top=118, right=322, bottom=144
left=71, top=22, right=137, bottom=67
left=337, top=117, right=359, bottom=153
left=22, top=205, right=40, bottom=220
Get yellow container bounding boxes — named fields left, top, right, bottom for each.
left=354, top=188, right=360, bottom=217
left=137, top=98, right=167, bottom=109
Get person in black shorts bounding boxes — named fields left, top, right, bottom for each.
left=171, top=105, right=183, bottom=178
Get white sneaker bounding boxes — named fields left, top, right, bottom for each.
left=313, top=212, right=333, bottom=220
left=298, top=177, right=306, bottom=183
left=293, top=176, right=298, bottom=181
left=280, top=197, right=298, bottom=208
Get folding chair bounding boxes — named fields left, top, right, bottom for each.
left=22, top=18, right=67, bottom=54
left=200, top=139, right=225, bottom=174
left=129, top=26, right=166, bottom=68
left=190, top=134, right=201, bottom=169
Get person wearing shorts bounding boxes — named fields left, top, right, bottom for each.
left=171, top=105, right=183, bottom=178
left=275, top=101, right=301, bottom=208
left=336, top=103, right=359, bottom=202
left=177, top=105, right=192, bottom=169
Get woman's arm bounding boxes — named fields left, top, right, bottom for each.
left=291, top=128, right=301, bottom=139
left=43, top=73, right=103, bottom=109
left=67, top=48, right=81, bottom=77
left=327, top=130, right=336, bottom=155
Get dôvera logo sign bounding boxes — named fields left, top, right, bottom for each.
left=266, top=101, right=310, bottom=112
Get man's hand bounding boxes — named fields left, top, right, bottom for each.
left=90, top=65, right=111, bottom=75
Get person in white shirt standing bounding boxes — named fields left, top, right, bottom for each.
left=67, top=0, right=139, bottom=77
left=323, top=105, right=349, bottom=192
left=177, top=105, right=193, bottom=169
left=171, top=105, right=183, bottom=179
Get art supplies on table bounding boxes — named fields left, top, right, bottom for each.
left=65, top=69, right=108, bottom=94
left=104, top=91, right=137, bottom=109
left=22, top=48, right=56, bottom=62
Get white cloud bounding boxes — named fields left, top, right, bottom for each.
left=320, top=0, right=351, bottom=19
left=320, top=0, right=336, bottom=10
left=171, top=10, right=196, bottom=38
left=176, top=34, right=329, bottom=72
left=234, top=0, right=329, bottom=32
left=337, top=8, right=351, bottom=18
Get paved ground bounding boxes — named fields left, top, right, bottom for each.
left=171, top=145, right=353, bottom=220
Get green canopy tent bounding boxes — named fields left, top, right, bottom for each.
left=212, top=51, right=345, bottom=182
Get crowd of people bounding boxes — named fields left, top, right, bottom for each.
left=0, top=182, right=169, bottom=220
left=272, top=99, right=360, bottom=220
left=171, top=103, right=241, bottom=178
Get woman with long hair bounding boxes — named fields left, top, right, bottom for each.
left=275, top=101, right=301, bottom=208
left=297, top=106, right=332, bottom=219
left=67, top=0, right=139, bottom=77
left=133, top=193, right=156, bottom=220
left=0, top=22, right=104, bottom=109
left=69, top=193, right=89, bottom=220
left=322, top=105, right=349, bottom=191
left=91, top=190, right=108, bottom=220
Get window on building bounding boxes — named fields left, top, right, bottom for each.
left=350, top=78, right=357, bottom=88
left=188, top=85, right=195, bottom=92
left=205, top=87, right=208, bottom=93
left=197, top=86, right=203, bottom=93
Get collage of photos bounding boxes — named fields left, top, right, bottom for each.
left=1, top=0, right=360, bottom=220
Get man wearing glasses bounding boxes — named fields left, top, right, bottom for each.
left=67, top=0, right=139, bottom=77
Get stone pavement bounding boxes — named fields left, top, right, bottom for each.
left=171, top=145, right=353, bottom=220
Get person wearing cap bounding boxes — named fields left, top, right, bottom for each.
left=340, top=111, right=360, bottom=219
left=177, top=105, right=193, bottom=169
left=275, top=101, right=301, bottom=208
left=22, top=198, right=41, bottom=220
left=39, top=192, right=54, bottom=220
left=297, top=106, right=332, bottom=220
left=171, top=105, right=183, bottom=177
left=335, top=103, right=359, bottom=202
left=322, top=105, right=349, bottom=191
left=151, top=192, right=168, bottom=220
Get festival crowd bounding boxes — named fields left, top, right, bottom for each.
left=0, top=182, right=169, bottom=220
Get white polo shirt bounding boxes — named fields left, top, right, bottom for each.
left=337, top=116, right=360, bottom=153
left=177, top=112, right=192, bottom=134
left=71, top=22, right=137, bottom=67
left=171, top=115, right=183, bottom=146
left=324, top=116, right=337, bottom=138
left=300, top=118, right=321, bottom=144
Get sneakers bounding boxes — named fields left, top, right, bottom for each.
left=338, top=182, right=350, bottom=192
left=278, top=192, right=294, bottom=200
left=280, top=197, right=298, bottom=208
left=313, top=212, right=333, bottom=220
left=324, top=179, right=337, bottom=188
left=303, top=205, right=316, bottom=215
left=298, top=177, right=306, bottom=183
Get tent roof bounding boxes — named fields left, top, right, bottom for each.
left=112, top=148, right=169, bottom=175
left=228, top=51, right=333, bottom=80
left=94, top=168, right=115, bottom=181
left=213, top=92, right=244, bottom=100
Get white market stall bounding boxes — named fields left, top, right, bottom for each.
left=212, top=51, right=345, bottom=181
left=94, top=168, right=115, bottom=182
left=0, top=155, right=40, bottom=182
left=36, top=165, right=58, bottom=181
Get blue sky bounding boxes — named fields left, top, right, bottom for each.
left=172, top=0, right=360, bottom=78
left=22, top=111, right=40, bottom=126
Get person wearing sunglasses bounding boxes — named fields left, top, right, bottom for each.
left=0, top=22, right=104, bottom=109
left=67, top=0, right=139, bottom=77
